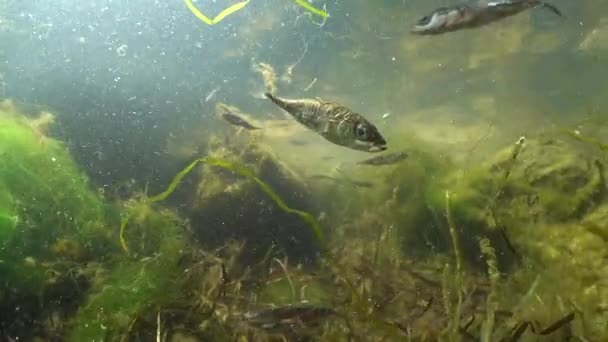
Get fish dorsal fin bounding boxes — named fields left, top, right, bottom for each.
left=539, top=2, right=562, bottom=17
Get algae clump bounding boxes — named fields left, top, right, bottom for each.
left=0, top=104, right=111, bottom=294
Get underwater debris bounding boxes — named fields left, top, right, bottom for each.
left=292, top=0, right=329, bottom=19
left=265, top=92, right=387, bottom=152
left=304, top=77, right=317, bottom=92
left=183, top=0, right=327, bottom=26
left=253, top=62, right=278, bottom=96
left=204, top=86, right=220, bottom=102
left=184, top=0, right=250, bottom=26
left=281, top=37, right=308, bottom=84
left=412, top=0, right=562, bottom=35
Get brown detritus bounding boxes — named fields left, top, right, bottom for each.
left=253, top=62, right=278, bottom=95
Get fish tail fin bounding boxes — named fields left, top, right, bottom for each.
left=264, top=92, right=275, bottom=100
left=540, top=2, right=562, bottom=16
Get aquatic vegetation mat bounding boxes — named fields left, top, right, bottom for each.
left=1, top=103, right=605, bottom=341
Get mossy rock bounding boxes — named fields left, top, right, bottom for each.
left=581, top=203, right=608, bottom=243
left=0, top=103, right=118, bottom=339
left=189, top=136, right=319, bottom=266
left=429, top=140, right=606, bottom=229
left=426, top=138, right=606, bottom=268
left=515, top=208, right=608, bottom=340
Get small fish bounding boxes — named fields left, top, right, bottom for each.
left=265, top=93, right=387, bottom=152
left=244, top=304, right=336, bottom=331
left=412, top=0, right=562, bottom=35
left=220, top=111, right=260, bottom=130
left=357, top=151, right=409, bottom=166
left=308, top=174, right=374, bottom=188
left=288, top=138, right=309, bottom=146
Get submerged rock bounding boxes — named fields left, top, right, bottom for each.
left=433, top=137, right=605, bottom=226
left=188, top=135, right=320, bottom=266
left=426, top=137, right=606, bottom=268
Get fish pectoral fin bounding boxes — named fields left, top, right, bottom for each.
left=316, top=122, right=331, bottom=136
left=540, top=2, right=562, bottom=16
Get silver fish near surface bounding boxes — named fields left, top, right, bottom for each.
left=264, top=93, right=387, bottom=152
left=220, top=111, right=260, bottom=130
left=411, top=0, right=562, bottom=35
left=357, top=151, right=409, bottom=166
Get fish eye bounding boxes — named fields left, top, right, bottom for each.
left=417, top=15, right=432, bottom=26
left=355, top=124, right=368, bottom=140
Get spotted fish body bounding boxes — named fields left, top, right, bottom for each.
left=412, top=0, right=561, bottom=35
left=264, top=93, right=387, bottom=153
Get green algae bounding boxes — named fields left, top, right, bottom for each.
left=66, top=232, right=186, bottom=341
left=122, top=156, right=324, bottom=251
left=0, top=108, right=112, bottom=295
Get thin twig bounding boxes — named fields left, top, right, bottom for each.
left=156, top=310, right=161, bottom=342
left=274, top=258, right=297, bottom=302
left=446, top=190, right=463, bottom=342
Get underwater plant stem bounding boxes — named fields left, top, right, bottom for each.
left=119, top=156, right=325, bottom=254
left=563, top=129, right=608, bottom=153
left=146, top=158, right=202, bottom=203
left=119, top=216, right=130, bottom=254
left=184, top=0, right=251, bottom=25
left=480, top=238, right=499, bottom=342
left=274, top=258, right=296, bottom=302
left=156, top=310, right=161, bottom=342
left=293, top=0, right=329, bottom=18
left=445, top=190, right=463, bottom=342
left=441, top=264, right=452, bottom=317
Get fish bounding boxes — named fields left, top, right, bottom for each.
left=220, top=111, right=261, bottom=130
left=264, top=92, right=387, bottom=152
left=357, top=151, right=409, bottom=166
left=288, top=138, right=309, bottom=146
left=411, top=0, right=562, bottom=35
left=308, top=174, right=374, bottom=188
left=243, top=304, right=336, bottom=331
